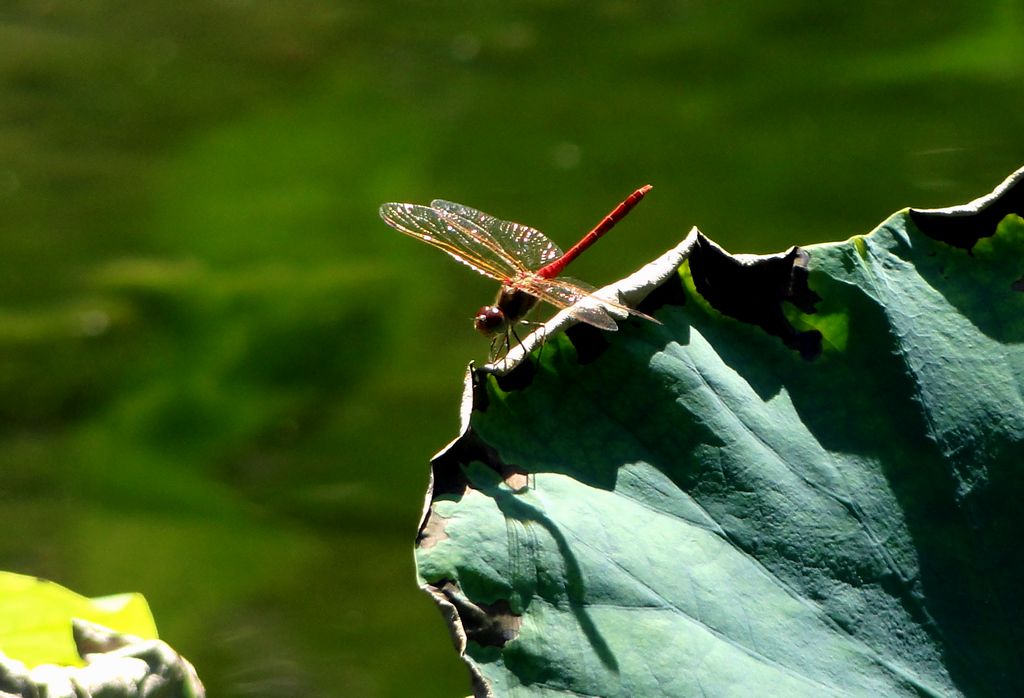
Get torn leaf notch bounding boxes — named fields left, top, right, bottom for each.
left=686, top=233, right=823, bottom=360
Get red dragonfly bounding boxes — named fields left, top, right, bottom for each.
left=379, top=186, right=656, bottom=356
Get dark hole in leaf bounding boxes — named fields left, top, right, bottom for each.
left=432, top=580, right=522, bottom=648
left=638, top=270, right=687, bottom=315
left=495, top=355, right=538, bottom=392
left=1012, top=277, right=1024, bottom=292
left=425, top=452, right=467, bottom=501
left=566, top=322, right=609, bottom=364
left=910, top=167, right=1024, bottom=251
left=471, top=366, right=491, bottom=412
left=688, top=233, right=823, bottom=360
left=426, top=429, right=492, bottom=503
left=422, top=427, right=527, bottom=524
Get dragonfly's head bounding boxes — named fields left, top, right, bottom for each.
left=474, top=305, right=506, bottom=336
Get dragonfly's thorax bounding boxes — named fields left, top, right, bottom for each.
left=473, top=285, right=538, bottom=337
left=496, top=285, right=538, bottom=325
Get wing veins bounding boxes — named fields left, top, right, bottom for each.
left=380, top=203, right=521, bottom=281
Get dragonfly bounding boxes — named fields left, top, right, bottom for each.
left=379, top=185, right=657, bottom=357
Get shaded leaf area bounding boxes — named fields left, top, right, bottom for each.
left=910, top=165, right=1024, bottom=252
left=416, top=177, right=1024, bottom=696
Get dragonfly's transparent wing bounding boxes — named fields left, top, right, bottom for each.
left=379, top=202, right=526, bottom=281
left=516, top=276, right=617, bottom=331
left=432, top=200, right=564, bottom=271
left=516, top=275, right=659, bottom=331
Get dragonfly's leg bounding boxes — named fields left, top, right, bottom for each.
left=502, top=330, right=513, bottom=369
left=509, top=323, right=523, bottom=350
left=536, top=323, right=548, bottom=365
left=488, top=329, right=514, bottom=370
left=510, top=323, right=542, bottom=371
left=512, top=321, right=549, bottom=366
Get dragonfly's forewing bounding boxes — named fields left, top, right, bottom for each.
left=432, top=200, right=564, bottom=271
left=379, top=202, right=526, bottom=281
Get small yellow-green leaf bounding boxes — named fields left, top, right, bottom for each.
left=0, top=571, right=157, bottom=667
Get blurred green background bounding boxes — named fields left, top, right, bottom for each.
left=1, top=1, right=1022, bottom=696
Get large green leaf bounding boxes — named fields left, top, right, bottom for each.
left=415, top=167, right=1024, bottom=696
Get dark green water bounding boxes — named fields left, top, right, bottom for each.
left=1, top=2, right=1021, bottom=695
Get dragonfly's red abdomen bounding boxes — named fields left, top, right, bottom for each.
left=535, top=184, right=652, bottom=279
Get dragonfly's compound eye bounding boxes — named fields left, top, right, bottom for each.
left=474, top=306, right=506, bottom=336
